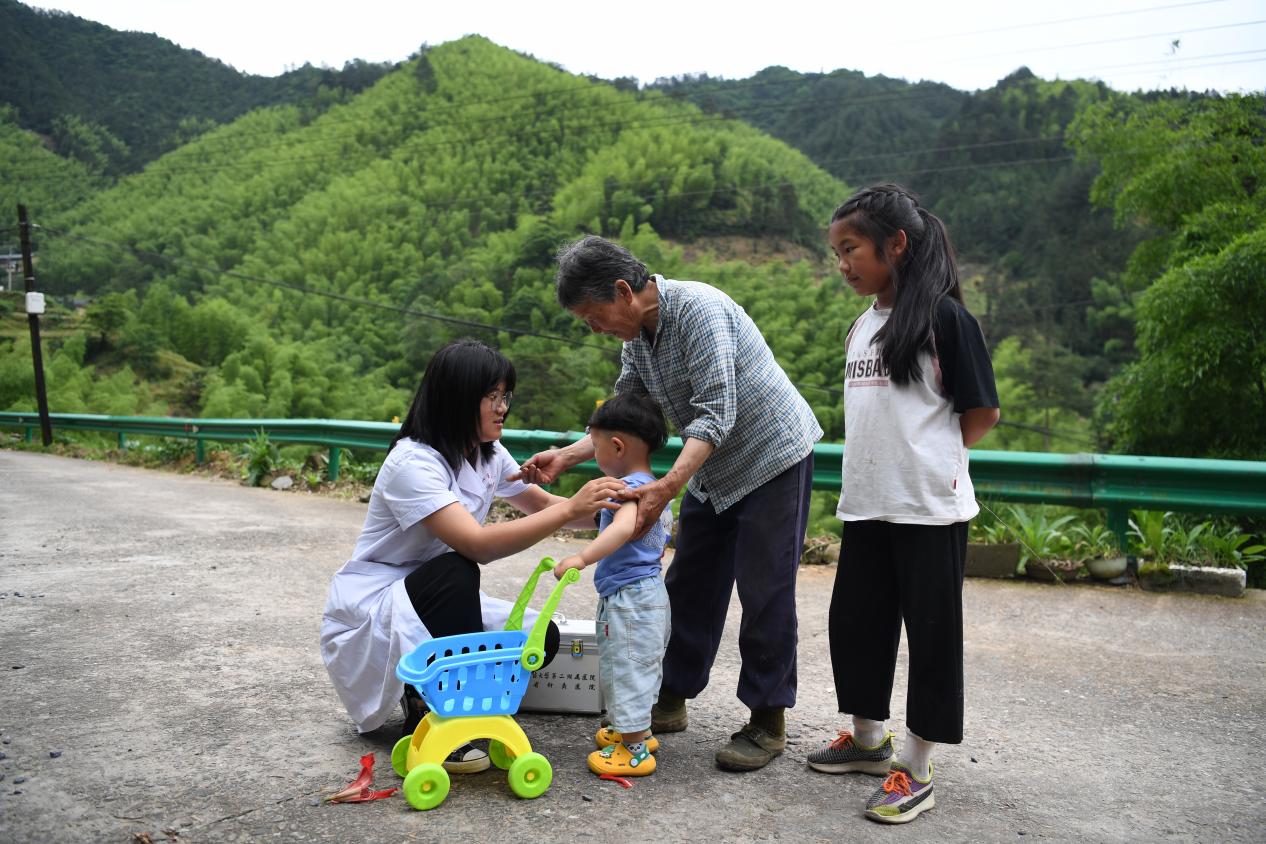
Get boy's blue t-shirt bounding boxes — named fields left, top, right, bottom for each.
left=592, top=471, right=671, bottom=598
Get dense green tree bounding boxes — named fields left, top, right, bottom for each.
left=1071, top=94, right=1266, bottom=458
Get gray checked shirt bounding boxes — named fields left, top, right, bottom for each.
left=614, top=276, right=822, bottom=512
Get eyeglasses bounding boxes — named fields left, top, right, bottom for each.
left=484, top=390, right=513, bottom=410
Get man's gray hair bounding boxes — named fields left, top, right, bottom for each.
left=555, top=235, right=651, bottom=308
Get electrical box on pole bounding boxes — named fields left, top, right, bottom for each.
left=18, top=204, right=53, bottom=447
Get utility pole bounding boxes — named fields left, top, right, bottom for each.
left=18, top=205, right=52, bottom=446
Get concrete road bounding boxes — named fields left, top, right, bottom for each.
left=1, top=449, right=1264, bottom=843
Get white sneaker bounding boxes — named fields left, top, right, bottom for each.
left=443, top=742, right=490, bottom=774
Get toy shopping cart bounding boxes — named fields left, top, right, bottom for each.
left=391, top=558, right=580, bottom=810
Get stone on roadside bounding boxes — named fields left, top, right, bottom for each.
left=270, top=475, right=294, bottom=491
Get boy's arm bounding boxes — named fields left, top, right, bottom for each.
left=554, top=502, right=639, bottom=579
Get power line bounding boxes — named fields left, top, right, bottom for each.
left=29, top=230, right=1122, bottom=436
left=31, top=223, right=861, bottom=400
left=1065, top=47, right=1266, bottom=74
left=954, top=18, right=1266, bottom=64
left=33, top=224, right=622, bottom=356
left=923, top=0, right=1231, bottom=40
left=1102, top=55, right=1266, bottom=78
left=995, top=419, right=1099, bottom=445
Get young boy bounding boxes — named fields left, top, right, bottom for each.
left=553, top=393, right=674, bottom=777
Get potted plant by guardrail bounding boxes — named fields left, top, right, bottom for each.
left=1066, top=522, right=1127, bottom=581
left=242, top=429, right=277, bottom=487
left=1131, top=511, right=1260, bottom=598
left=1011, top=508, right=1082, bottom=583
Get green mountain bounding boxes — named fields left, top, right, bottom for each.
left=4, top=8, right=1256, bottom=463
left=0, top=0, right=395, bottom=173
left=652, top=68, right=1133, bottom=369
left=13, top=36, right=856, bottom=444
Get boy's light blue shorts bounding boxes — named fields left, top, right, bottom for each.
left=596, top=575, right=671, bottom=735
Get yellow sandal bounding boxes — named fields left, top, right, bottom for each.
left=594, top=727, right=659, bottom=753
left=588, top=742, right=657, bottom=776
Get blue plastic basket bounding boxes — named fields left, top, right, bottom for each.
left=396, top=629, right=532, bottom=717
left=395, top=560, right=579, bottom=719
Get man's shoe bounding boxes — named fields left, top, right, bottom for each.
left=650, top=698, right=688, bottom=734
left=714, top=723, right=786, bottom=771
left=806, top=730, right=894, bottom=775
left=594, top=727, right=660, bottom=753
left=442, top=743, right=491, bottom=775
left=864, top=762, right=935, bottom=824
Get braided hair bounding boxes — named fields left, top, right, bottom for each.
left=831, top=183, right=962, bottom=386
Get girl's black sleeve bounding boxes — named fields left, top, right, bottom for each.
left=932, top=298, right=1000, bottom=413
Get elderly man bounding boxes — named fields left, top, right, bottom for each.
left=518, top=235, right=822, bottom=771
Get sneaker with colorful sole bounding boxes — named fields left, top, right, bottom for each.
left=864, top=761, right=935, bottom=824
left=806, top=730, right=894, bottom=775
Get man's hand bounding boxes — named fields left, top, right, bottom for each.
left=618, top=478, right=676, bottom=540
left=554, top=555, right=587, bottom=580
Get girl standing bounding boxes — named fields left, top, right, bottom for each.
left=807, top=185, right=999, bottom=824
left=321, top=339, right=624, bottom=773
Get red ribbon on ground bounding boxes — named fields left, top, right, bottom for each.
left=325, top=752, right=399, bottom=803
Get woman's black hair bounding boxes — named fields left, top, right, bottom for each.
left=391, top=339, right=516, bottom=471
left=587, top=393, right=668, bottom=453
left=831, top=183, right=962, bottom=386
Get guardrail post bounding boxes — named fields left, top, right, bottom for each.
left=195, top=439, right=205, bottom=465
left=117, top=432, right=127, bottom=450
left=328, top=447, right=341, bottom=482
left=1107, top=505, right=1132, bottom=571
left=24, top=426, right=33, bottom=443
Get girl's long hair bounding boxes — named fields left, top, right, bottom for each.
left=831, top=183, right=962, bottom=386
left=392, top=339, right=516, bottom=471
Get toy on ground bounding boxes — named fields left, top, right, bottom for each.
left=392, top=558, right=580, bottom=810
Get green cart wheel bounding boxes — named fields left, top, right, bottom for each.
left=391, top=735, right=412, bottom=779
left=507, top=751, right=552, bottom=799
left=402, top=762, right=450, bottom=811
left=488, top=739, right=514, bottom=771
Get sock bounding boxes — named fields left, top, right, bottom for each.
left=655, top=690, right=686, bottom=711
left=625, top=740, right=647, bottom=757
left=852, top=716, right=885, bottom=748
left=750, top=706, right=785, bottom=736
left=899, top=730, right=934, bottom=780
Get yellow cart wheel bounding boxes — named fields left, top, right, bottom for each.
left=507, top=751, right=552, bottom=799
left=402, top=762, right=450, bottom=811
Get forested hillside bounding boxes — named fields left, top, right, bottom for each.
left=653, top=66, right=1261, bottom=455
left=0, top=0, right=395, bottom=173
left=1, top=5, right=1261, bottom=463
left=3, top=37, right=858, bottom=442
left=657, top=68, right=1132, bottom=364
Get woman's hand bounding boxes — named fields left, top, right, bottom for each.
left=567, top=476, right=626, bottom=521
left=554, top=555, right=587, bottom=580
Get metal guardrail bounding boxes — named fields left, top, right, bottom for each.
left=3, top=413, right=1264, bottom=547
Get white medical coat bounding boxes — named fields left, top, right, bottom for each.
left=320, top=437, right=532, bottom=732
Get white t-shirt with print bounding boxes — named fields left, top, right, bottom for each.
left=836, top=300, right=996, bottom=525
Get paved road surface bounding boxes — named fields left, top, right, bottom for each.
left=2, top=450, right=1264, bottom=843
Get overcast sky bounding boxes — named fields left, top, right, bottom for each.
left=30, top=0, right=1266, bottom=93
